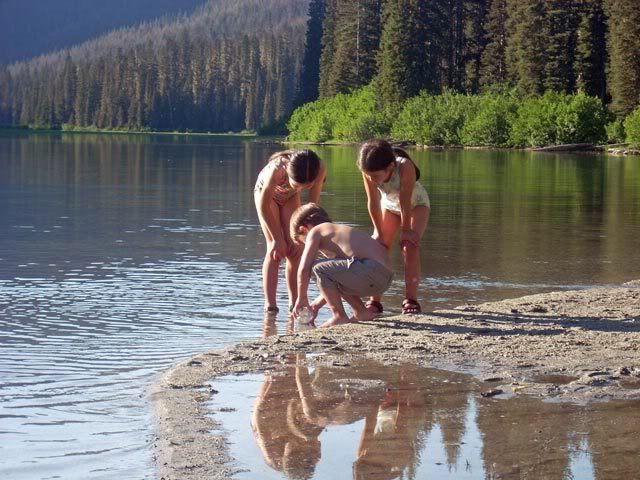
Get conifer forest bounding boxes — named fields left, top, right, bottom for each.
left=0, top=0, right=639, bottom=142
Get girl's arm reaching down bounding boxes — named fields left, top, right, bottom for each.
left=362, top=173, right=384, bottom=242
left=398, top=158, right=419, bottom=247
left=293, top=228, right=322, bottom=316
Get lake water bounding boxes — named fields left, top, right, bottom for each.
left=0, top=132, right=639, bottom=479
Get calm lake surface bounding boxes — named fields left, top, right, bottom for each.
left=0, top=132, right=639, bottom=479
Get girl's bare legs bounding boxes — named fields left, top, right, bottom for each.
left=255, top=193, right=282, bottom=311
left=401, top=206, right=429, bottom=302
left=366, top=209, right=400, bottom=313
left=280, top=195, right=302, bottom=310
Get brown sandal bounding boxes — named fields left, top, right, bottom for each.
left=365, top=300, right=384, bottom=314
left=402, top=298, right=421, bottom=315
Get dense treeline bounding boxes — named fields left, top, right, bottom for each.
left=2, top=0, right=639, bottom=139
left=0, top=0, right=307, bottom=132
left=302, top=0, right=639, bottom=118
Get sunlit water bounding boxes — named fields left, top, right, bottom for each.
left=212, top=358, right=640, bottom=480
left=1, top=132, right=639, bottom=478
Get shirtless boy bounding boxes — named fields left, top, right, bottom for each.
left=290, top=203, right=393, bottom=328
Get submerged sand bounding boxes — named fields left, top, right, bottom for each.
left=152, top=281, right=640, bottom=479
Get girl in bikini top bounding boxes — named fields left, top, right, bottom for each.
left=254, top=149, right=326, bottom=313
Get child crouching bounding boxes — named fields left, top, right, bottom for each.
left=290, top=203, right=393, bottom=328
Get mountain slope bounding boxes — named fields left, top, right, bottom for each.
left=0, top=0, right=310, bottom=132
left=0, top=0, right=206, bottom=65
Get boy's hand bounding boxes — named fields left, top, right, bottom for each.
left=400, top=228, right=419, bottom=248
left=293, top=298, right=311, bottom=319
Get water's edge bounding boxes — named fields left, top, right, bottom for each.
left=152, top=282, right=640, bottom=480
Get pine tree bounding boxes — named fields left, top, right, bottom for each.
left=543, top=0, right=579, bottom=93
left=463, top=0, right=489, bottom=93
left=605, top=0, right=640, bottom=116
left=0, top=66, right=12, bottom=125
left=318, top=0, right=338, bottom=98
left=322, top=0, right=382, bottom=97
left=296, top=0, right=326, bottom=106
left=574, top=0, right=607, bottom=100
left=479, top=0, right=507, bottom=88
left=505, top=0, right=547, bottom=94
left=376, top=0, right=412, bottom=106
left=377, top=0, right=444, bottom=107
left=441, top=0, right=466, bottom=91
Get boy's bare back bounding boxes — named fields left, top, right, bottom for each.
left=310, top=223, right=390, bottom=269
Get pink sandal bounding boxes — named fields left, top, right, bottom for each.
left=365, top=300, right=384, bottom=315
left=402, top=299, right=421, bottom=315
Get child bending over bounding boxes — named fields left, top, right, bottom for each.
left=358, top=139, right=430, bottom=315
left=290, top=203, right=393, bottom=328
left=254, top=150, right=326, bottom=314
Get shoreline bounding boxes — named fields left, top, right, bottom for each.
left=151, top=281, right=640, bottom=479
left=0, top=126, right=262, bottom=138
left=4, top=129, right=640, bottom=155
left=286, top=139, right=640, bottom=156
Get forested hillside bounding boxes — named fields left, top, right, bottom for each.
left=296, top=0, right=639, bottom=117
left=0, top=0, right=308, bottom=132
left=2, top=0, right=639, bottom=137
left=0, top=0, right=205, bottom=65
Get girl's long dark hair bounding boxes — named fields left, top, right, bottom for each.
left=268, top=149, right=321, bottom=184
left=357, top=139, right=420, bottom=180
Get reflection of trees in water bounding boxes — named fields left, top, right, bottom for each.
left=585, top=400, right=640, bottom=479
left=432, top=375, right=471, bottom=469
left=250, top=356, right=640, bottom=480
left=477, top=396, right=575, bottom=479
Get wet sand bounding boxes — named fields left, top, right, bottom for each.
left=151, top=281, right=640, bottom=479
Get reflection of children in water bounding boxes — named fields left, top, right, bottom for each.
left=251, top=354, right=379, bottom=479
left=251, top=354, right=323, bottom=479
left=353, top=367, right=429, bottom=480
left=251, top=358, right=438, bottom=480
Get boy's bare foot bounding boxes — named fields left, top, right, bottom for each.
left=319, top=316, right=352, bottom=328
left=352, top=309, right=376, bottom=322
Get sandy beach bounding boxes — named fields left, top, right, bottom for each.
left=152, top=281, right=640, bottom=479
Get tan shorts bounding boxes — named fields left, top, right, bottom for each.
left=312, top=258, right=393, bottom=297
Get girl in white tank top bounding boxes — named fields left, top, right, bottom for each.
left=357, top=140, right=430, bottom=315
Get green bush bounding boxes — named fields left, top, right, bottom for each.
left=287, top=86, right=609, bottom=148
left=509, top=92, right=606, bottom=147
left=606, top=119, right=626, bottom=144
left=509, top=91, right=567, bottom=147
left=555, top=93, right=607, bottom=144
left=624, top=107, right=640, bottom=148
left=461, top=93, right=518, bottom=147
left=287, top=85, right=389, bottom=142
left=392, top=91, right=479, bottom=145
left=287, top=99, right=334, bottom=142
left=331, top=86, right=390, bottom=141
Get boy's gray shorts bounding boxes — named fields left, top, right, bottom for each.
left=312, top=258, right=393, bottom=297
